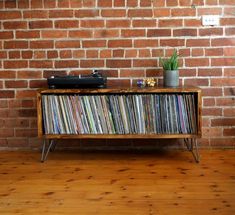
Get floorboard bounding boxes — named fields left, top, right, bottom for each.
left=0, top=149, right=234, bottom=215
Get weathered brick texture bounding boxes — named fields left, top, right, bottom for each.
left=0, top=0, right=234, bottom=148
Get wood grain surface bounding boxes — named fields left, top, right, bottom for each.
left=0, top=149, right=234, bottom=215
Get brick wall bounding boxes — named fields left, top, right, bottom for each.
left=0, top=0, right=234, bottom=149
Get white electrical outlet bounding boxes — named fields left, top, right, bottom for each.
left=202, top=15, right=220, bottom=26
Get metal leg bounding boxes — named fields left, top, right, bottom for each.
left=41, top=139, right=55, bottom=162
left=184, top=138, right=200, bottom=163
left=50, top=140, right=57, bottom=152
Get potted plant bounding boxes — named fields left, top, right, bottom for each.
left=160, top=50, right=179, bottom=87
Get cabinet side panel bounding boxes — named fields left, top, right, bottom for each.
left=37, top=92, right=43, bottom=137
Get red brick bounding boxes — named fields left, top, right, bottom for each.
left=211, top=58, right=235, bottom=66
left=4, top=61, right=28, bottom=69
left=69, top=30, right=92, bottom=38
left=198, top=8, right=222, bottom=15
left=3, top=119, right=30, bottom=128
left=56, top=40, right=81, bottom=49
left=29, top=20, right=53, bottom=29
left=221, top=18, right=235, bottom=26
left=31, top=0, right=43, bottom=8
left=179, top=0, right=192, bottom=6
left=173, top=29, right=197, bottom=36
left=15, top=129, right=37, bottom=137
left=198, top=68, right=222, bottom=76
left=179, top=69, right=196, bottom=77
left=16, top=90, right=37, bottom=98
left=80, top=60, right=104, bottom=68
left=134, top=39, right=158, bottom=48
left=86, top=50, right=99, bottom=58
left=139, top=49, right=151, bottom=58
left=0, top=71, right=16, bottom=79
left=122, top=29, right=145, bottom=37
left=205, top=48, right=223, bottom=56
left=75, top=9, right=99, bottom=17
left=206, top=0, right=218, bottom=5
left=0, top=51, right=7, bottom=59
left=102, top=9, right=126, bottom=17
left=100, top=50, right=112, bottom=58
left=185, top=58, right=209, bottom=67
left=224, top=108, right=235, bottom=117
left=186, top=39, right=210, bottom=47
left=0, top=11, right=21, bottom=20
left=82, top=0, right=96, bottom=7
left=55, top=20, right=79, bottom=28
left=211, top=78, right=235, bottom=86
left=17, top=70, right=42, bottom=79
left=4, top=41, right=28, bottom=49
left=224, top=48, right=235, bottom=56
left=147, top=29, right=171, bottom=37
left=49, top=10, right=73, bottom=18
left=42, top=30, right=67, bottom=38
left=16, top=30, right=40, bottom=39
left=58, top=0, right=69, bottom=7
left=211, top=38, right=235, bottom=46
left=199, top=28, right=223, bottom=36
left=132, top=20, right=156, bottom=27
left=106, top=60, right=131, bottom=68
left=0, top=139, right=7, bottom=147
left=98, top=0, right=112, bottom=7
left=44, top=0, right=56, bottom=8
left=106, top=20, right=131, bottom=28
left=216, top=98, right=235, bottom=106
left=159, top=19, right=183, bottom=27
left=55, top=60, right=79, bottom=68
left=59, top=50, right=72, bottom=58
left=171, top=8, right=196, bottom=16
left=202, top=88, right=222, bottom=96
left=226, top=28, right=235, bottom=36
left=81, top=20, right=105, bottom=28
left=184, top=19, right=201, bottom=27
left=223, top=128, right=235, bottom=136
left=224, top=68, right=235, bottom=76
left=203, top=98, right=215, bottom=106
left=30, top=60, right=53, bottom=68
left=70, top=0, right=82, bottom=7
left=219, top=0, right=235, bottom=5
left=73, top=50, right=85, bottom=58
left=133, top=59, right=157, bottom=67
left=184, top=78, right=209, bottom=86
left=154, top=9, right=170, bottom=17
left=202, top=127, right=222, bottom=138
left=22, top=99, right=35, bottom=108
left=5, top=0, right=16, bottom=8
left=30, top=40, right=54, bottom=49
left=160, top=39, right=185, bottom=47
left=210, top=138, right=235, bottom=146
left=5, top=80, right=28, bottom=88
left=114, top=0, right=126, bottom=7
left=23, top=10, right=48, bottom=19
left=34, top=51, right=46, bottom=59
left=128, top=9, right=153, bottom=17
left=0, top=31, right=14, bottom=39
left=211, top=118, right=235, bottom=127
left=108, top=40, right=132, bottom=48
left=29, top=80, right=47, bottom=88
left=18, top=0, right=30, bottom=8
left=94, top=30, right=119, bottom=38
left=22, top=51, right=33, bottom=59
left=224, top=87, right=235, bottom=96
left=127, top=0, right=138, bottom=7
left=191, top=48, right=203, bottom=56
left=9, top=51, right=20, bottom=59
left=107, top=79, right=131, bottom=87
left=0, top=90, right=15, bottom=98
left=203, top=108, right=222, bottom=116
left=120, top=69, right=145, bottom=77
left=0, top=129, right=14, bottom=137
left=82, top=40, right=106, bottom=48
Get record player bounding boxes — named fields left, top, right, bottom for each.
left=47, top=71, right=107, bottom=89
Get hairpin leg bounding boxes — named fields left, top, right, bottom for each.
left=41, top=139, right=55, bottom=162
left=184, top=138, right=200, bottom=163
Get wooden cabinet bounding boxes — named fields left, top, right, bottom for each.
left=37, top=86, right=202, bottom=162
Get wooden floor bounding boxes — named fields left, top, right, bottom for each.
left=0, top=149, right=234, bottom=215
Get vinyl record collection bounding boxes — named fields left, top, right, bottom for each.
left=42, top=94, right=197, bottom=135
